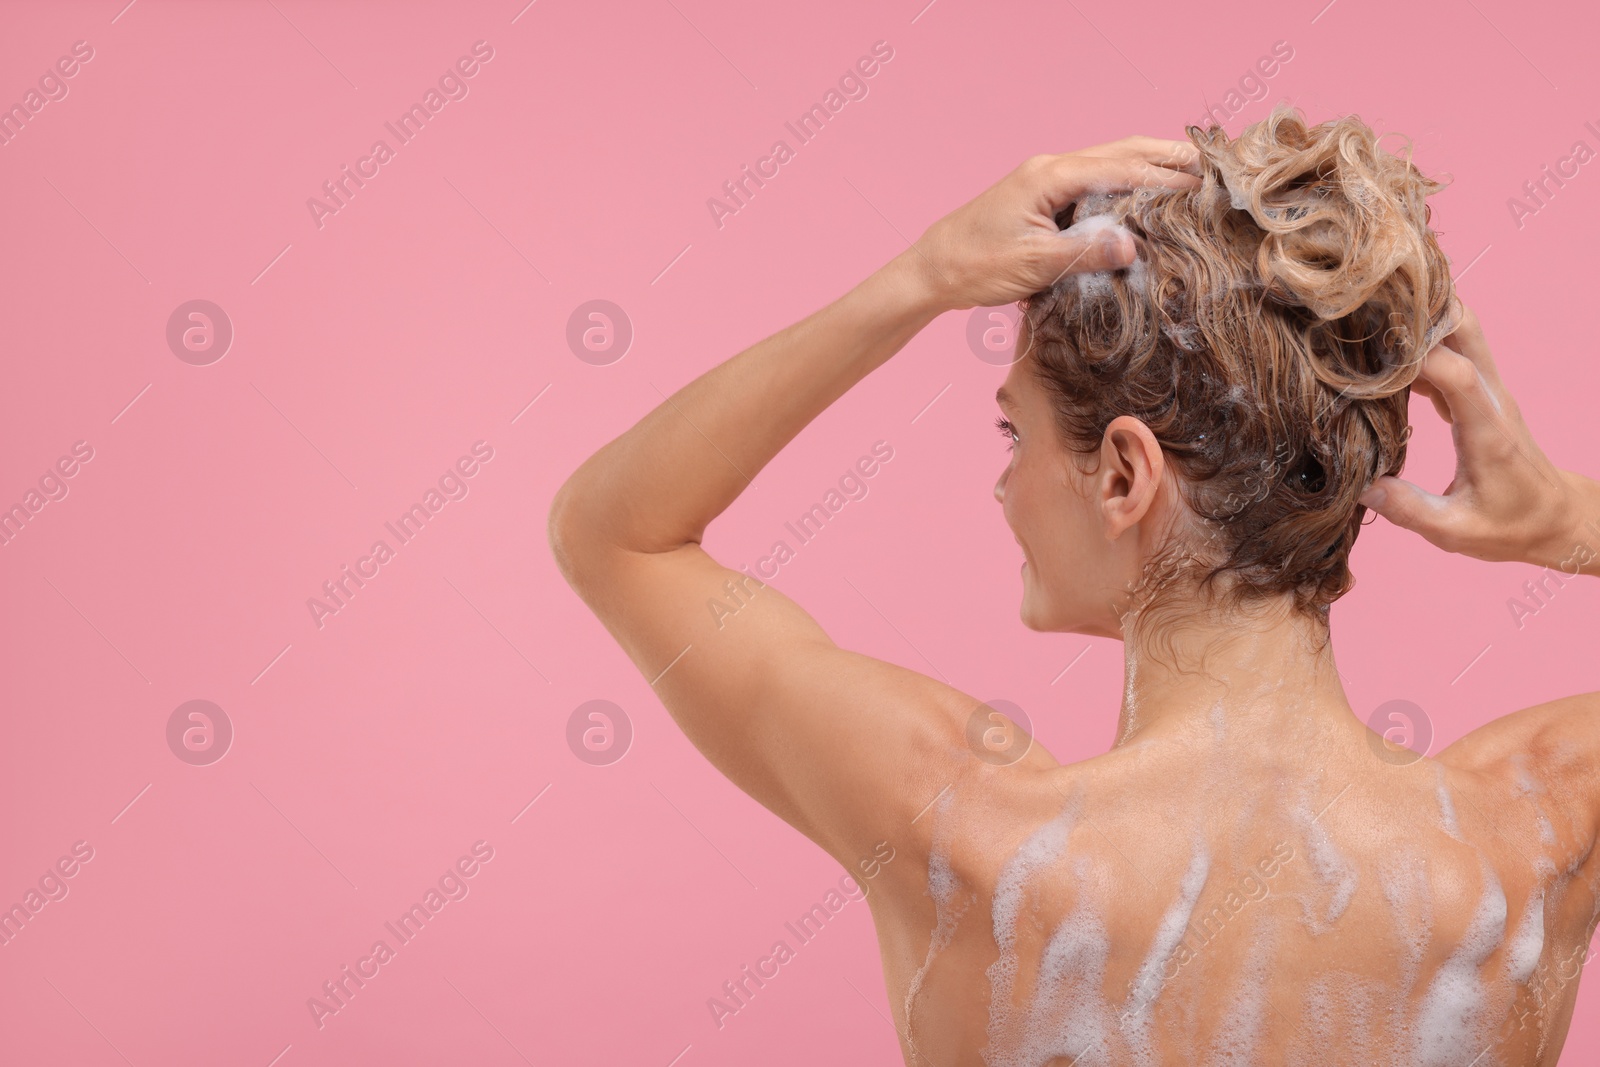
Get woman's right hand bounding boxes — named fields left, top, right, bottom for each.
left=903, top=137, right=1201, bottom=312
left=1359, top=302, right=1596, bottom=574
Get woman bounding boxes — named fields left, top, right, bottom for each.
left=549, top=108, right=1600, bottom=1064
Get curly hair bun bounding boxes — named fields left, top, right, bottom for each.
left=1023, top=106, right=1459, bottom=619
left=1189, top=109, right=1458, bottom=401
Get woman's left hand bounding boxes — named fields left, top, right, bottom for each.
left=904, top=136, right=1203, bottom=312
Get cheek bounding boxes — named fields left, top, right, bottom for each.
left=1002, top=457, right=1038, bottom=530
left=1007, top=465, right=1067, bottom=567
left=1010, top=453, right=1064, bottom=521
left=1021, top=463, right=1099, bottom=570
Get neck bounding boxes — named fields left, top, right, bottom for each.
left=1113, top=596, right=1359, bottom=749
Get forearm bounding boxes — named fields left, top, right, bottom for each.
left=550, top=250, right=943, bottom=561
left=1540, top=470, right=1600, bottom=578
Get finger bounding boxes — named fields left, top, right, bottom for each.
left=1049, top=217, right=1137, bottom=279
left=1408, top=375, right=1453, bottom=424
left=1360, top=475, right=1463, bottom=546
left=1440, top=301, right=1506, bottom=388
left=1035, top=155, right=1200, bottom=217
left=1064, top=136, right=1203, bottom=175
left=1414, top=344, right=1506, bottom=449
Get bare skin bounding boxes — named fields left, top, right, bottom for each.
left=548, top=137, right=1600, bottom=1065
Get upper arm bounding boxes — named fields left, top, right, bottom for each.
left=1438, top=691, right=1600, bottom=856
left=559, top=538, right=999, bottom=864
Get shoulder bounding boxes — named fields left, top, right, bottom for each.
left=883, top=747, right=1165, bottom=904
left=1437, top=691, right=1600, bottom=864
left=1438, top=691, right=1600, bottom=777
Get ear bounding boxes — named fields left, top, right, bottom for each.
left=1095, top=415, right=1165, bottom=540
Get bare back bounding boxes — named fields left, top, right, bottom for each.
left=872, top=707, right=1600, bottom=1066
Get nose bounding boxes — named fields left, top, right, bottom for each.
left=994, top=463, right=1009, bottom=504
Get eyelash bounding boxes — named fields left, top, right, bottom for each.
left=994, top=415, right=1018, bottom=449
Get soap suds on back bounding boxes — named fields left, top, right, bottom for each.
left=1293, top=800, right=1358, bottom=933
left=1435, top=767, right=1462, bottom=839
left=985, top=803, right=1079, bottom=1053
left=1506, top=890, right=1545, bottom=984
left=905, top=842, right=969, bottom=1029
left=1122, top=842, right=1211, bottom=1067
left=1295, top=971, right=1386, bottom=1065
left=1009, top=906, right=1118, bottom=1067
left=1407, top=860, right=1508, bottom=1066
left=1206, top=926, right=1276, bottom=1066
left=1378, top=849, right=1434, bottom=995
left=906, top=789, right=970, bottom=1050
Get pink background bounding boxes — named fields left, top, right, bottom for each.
left=2, top=0, right=1597, bottom=1063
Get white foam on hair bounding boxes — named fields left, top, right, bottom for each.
left=1059, top=210, right=1131, bottom=270
left=1406, top=860, right=1507, bottom=1066
left=1162, top=320, right=1201, bottom=351
left=1076, top=271, right=1114, bottom=301
left=1061, top=209, right=1122, bottom=236
left=1223, top=383, right=1256, bottom=418
left=985, top=804, right=1078, bottom=1053
left=1121, top=842, right=1210, bottom=1067
left=1211, top=155, right=1252, bottom=213
left=1124, top=256, right=1148, bottom=297
left=1073, top=192, right=1121, bottom=219
left=1419, top=299, right=1463, bottom=352
left=1059, top=209, right=1138, bottom=304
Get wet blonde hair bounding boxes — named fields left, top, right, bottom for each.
left=1023, top=106, right=1457, bottom=625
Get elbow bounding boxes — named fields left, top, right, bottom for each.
left=546, top=477, right=589, bottom=588
left=547, top=471, right=628, bottom=597
left=548, top=458, right=699, bottom=584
